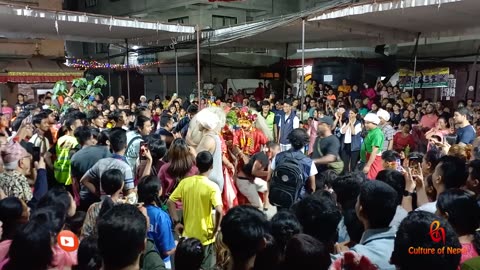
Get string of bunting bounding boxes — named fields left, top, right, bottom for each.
left=65, top=59, right=161, bottom=70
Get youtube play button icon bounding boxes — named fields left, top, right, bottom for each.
left=57, top=230, right=79, bottom=252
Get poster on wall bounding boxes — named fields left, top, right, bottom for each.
left=398, top=67, right=450, bottom=89
left=441, top=78, right=456, bottom=100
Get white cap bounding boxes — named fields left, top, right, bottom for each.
left=377, top=109, right=390, bottom=122
left=364, top=113, right=380, bottom=125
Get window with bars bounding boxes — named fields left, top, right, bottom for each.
left=168, top=17, right=189, bottom=24
left=95, top=43, right=109, bottom=54
left=212, top=15, right=237, bottom=28
left=85, top=0, right=97, bottom=8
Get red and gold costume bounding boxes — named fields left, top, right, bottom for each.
left=233, top=110, right=268, bottom=156
left=220, top=125, right=238, bottom=213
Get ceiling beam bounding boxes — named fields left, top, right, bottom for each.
left=311, top=19, right=417, bottom=44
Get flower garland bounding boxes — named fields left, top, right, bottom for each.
left=238, top=128, right=255, bottom=155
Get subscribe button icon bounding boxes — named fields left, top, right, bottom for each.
left=57, top=230, right=79, bottom=252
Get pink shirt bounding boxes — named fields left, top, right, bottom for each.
left=420, top=114, right=438, bottom=130
left=459, top=242, right=479, bottom=269
left=0, top=243, right=76, bottom=270
left=0, top=240, right=11, bottom=262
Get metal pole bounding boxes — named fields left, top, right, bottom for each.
left=412, top=54, right=417, bottom=98
left=196, top=25, right=201, bottom=106
left=411, top=33, right=421, bottom=98
left=175, top=48, right=179, bottom=95
left=301, top=19, right=305, bottom=122
left=107, top=44, right=111, bottom=97
left=209, top=48, right=212, bottom=83
left=125, top=39, right=131, bottom=103
left=283, top=43, right=288, bottom=101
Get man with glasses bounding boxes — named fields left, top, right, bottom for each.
left=0, top=142, right=46, bottom=202
left=360, top=113, right=384, bottom=179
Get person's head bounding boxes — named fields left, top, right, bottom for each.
left=425, top=103, right=435, bottom=114
left=160, top=115, right=174, bottom=131
left=287, top=128, right=310, bottom=151
left=421, top=148, right=443, bottom=175
left=391, top=211, right=461, bottom=270
left=408, top=110, right=416, bottom=119
left=283, top=234, right=330, bottom=270
left=467, top=160, right=480, bottom=196
left=196, top=150, right=214, bottom=174
left=100, top=169, right=124, bottom=196
left=87, top=110, right=105, bottom=128
left=108, top=127, right=127, bottom=153
left=0, top=114, right=8, bottom=129
left=454, top=107, right=470, bottom=125
left=109, top=104, right=117, bottom=112
left=77, top=236, right=102, bottom=270
left=265, top=141, right=280, bottom=159
left=117, top=96, right=124, bottom=105
left=135, top=115, right=152, bottom=136
left=377, top=108, right=390, bottom=124
left=402, top=122, right=412, bottom=134
left=363, top=113, right=380, bottom=130
left=356, top=181, right=397, bottom=229
left=316, top=117, right=333, bottom=137
left=381, top=150, right=400, bottom=169
left=270, top=211, right=302, bottom=250
left=186, top=104, right=199, bottom=118
left=437, top=189, right=480, bottom=239
left=1, top=141, right=32, bottom=174
left=42, top=109, right=56, bottom=124
left=14, top=104, right=22, bottom=115
left=376, top=170, right=405, bottom=206
left=16, top=94, right=24, bottom=102
left=137, top=175, right=162, bottom=207
left=137, top=106, right=152, bottom=119
left=0, top=197, right=29, bottom=241
left=97, top=204, right=147, bottom=270
left=261, top=100, right=270, bottom=113
left=97, top=129, right=110, bottom=146
left=283, top=101, right=292, bottom=114
left=168, top=105, right=177, bottom=115
left=432, top=155, right=467, bottom=192
left=108, top=110, right=126, bottom=126
left=167, top=138, right=195, bottom=178
left=64, top=117, right=83, bottom=133
left=331, top=172, right=366, bottom=211
left=146, top=135, right=167, bottom=161
left=348, top=107, right=359, bottom=120
left=74, top=126, right=94, bottom=146
left=221, top=205, right=268, bottom=262
left=292, top=196, right=341, bottom=252
left=436, top=116, right=448, bottom=130
left=174, top=238, right=204, bottom=270
left=32, top=112, right=50, bottom=132
left=37, top=186, right=76, bottom=218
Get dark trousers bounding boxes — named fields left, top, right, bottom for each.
left=341, top=144, right=360, bottom=174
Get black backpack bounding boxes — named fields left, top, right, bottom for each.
left=269, top=151, right=307, bottom=209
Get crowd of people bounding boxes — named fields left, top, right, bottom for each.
left=0, top=76, right=479, bottom=270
